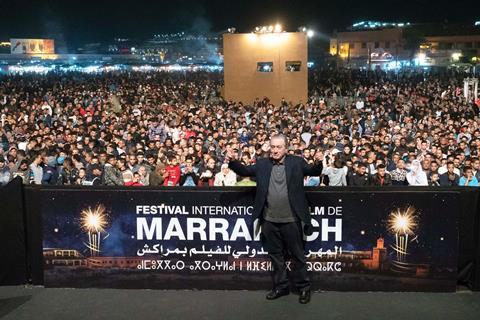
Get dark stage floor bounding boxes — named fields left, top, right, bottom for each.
left=1, top=286, right=480, bottom=320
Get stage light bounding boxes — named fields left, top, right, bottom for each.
left=247, top=33, right=257, bottom=41
left=268, top=25, right=274, bottom=32
left=415, top=52, right=426, bottom=66
left=274, top=24, right=282, bottom=33
left=451, top=52, right=462, bottom=61
left=261, top=33, right=287, bottom=45
left=307, top=30, right=314, bottom=38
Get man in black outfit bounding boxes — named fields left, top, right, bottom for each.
left=225, top=134, right=323, bottom=304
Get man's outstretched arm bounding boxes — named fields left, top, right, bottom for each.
left=228, top=160, right=257, bottom=177
left=225, top=149, right=257, bottom=177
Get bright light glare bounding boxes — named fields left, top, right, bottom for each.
left=451, top=52, right=462, bottom=61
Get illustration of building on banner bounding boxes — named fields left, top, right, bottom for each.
left=361, top=238, right=387, bottom=270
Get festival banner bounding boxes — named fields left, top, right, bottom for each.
left=41, top=189, right=459, bottom=291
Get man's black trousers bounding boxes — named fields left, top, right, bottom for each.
left=261, top=220, right=310, bottom=291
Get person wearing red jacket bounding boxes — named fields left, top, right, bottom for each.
left=163, top=156, right=181, bottom=186
left=125, top=172, right=144, bottom=186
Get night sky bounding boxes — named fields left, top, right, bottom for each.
left=0, top=0, right=478, bottom=48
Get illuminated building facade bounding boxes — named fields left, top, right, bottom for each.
left=330, top=27, right=407, bottom=68
left=223, top=31, right=308, bottom=106
left=330, top=22, right=480, bottom=68
left=418, top=35, right=480, bottom=66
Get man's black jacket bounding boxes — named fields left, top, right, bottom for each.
left=228, top=155, right=323, bottom=227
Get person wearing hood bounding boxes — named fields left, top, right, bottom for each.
left=406, top=159, right=428, bottom=186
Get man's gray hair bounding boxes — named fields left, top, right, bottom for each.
left=270, top=134, right=289, bottom=147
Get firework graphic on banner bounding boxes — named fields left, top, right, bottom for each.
left=388, top=206, right=418, bottom=262
left=80, top=205, right=109, bottom=257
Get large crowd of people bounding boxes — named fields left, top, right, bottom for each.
left=1, top=67, right=480, bottom=187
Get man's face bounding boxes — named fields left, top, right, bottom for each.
left=207, top=159, right=216, bottom=168
left=378, top=167, right=385, bottom=177
left=358, top=166, right=366, bottom=175
left=447, top=163, right=455, bottom=173
left=133, top=173, right=140, bottom=182
left=148, top=157, right=156, bottom=165
left=270, top=137, right=287, bottom=161
left=473, top=160, right=480, bottom=170
left=422, top=160, right=431, bottom=171
left=454, top=159, right=460, bottom=167
left=129, top=156, right=137, bottom=165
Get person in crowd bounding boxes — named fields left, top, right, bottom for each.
left=125, top=172, right=144, bottom=186
left=0, top=157, right=11, bottom=186
left=214, top=163, right=237, bottom=186
left=390, top=159, right=408, bottom=186
left=57, top=157, right=78, bottom=185
left=75, top=168, right=87, bottom=185
left=0, top=67, right=478, bottom=189
left=429, top=172, right=441, bottom=186
left=149, top=163, right=166, bottom=186
left=11, top=159, right=30, bottom=184
left=137, top=165, right=150, bottom=186
left=83, top=164, right=103, bottom=186
left=406, top=160, right=428, bottom=186
left=42, top=155, right=59, bottom=185
left=198, top=156, right=218, bottom=186
left=164, top=155, right=181, bottom=186
left=29, top=154, right=44, bottom=185
left=439, top=161, right=460, bottom=186
left=322, top=157, right=347, bottom=186
left=348, top=162, right=370, bottom=186
left=459, top=166, right=479, bottom=187
left=180, top=156, right=199, bottom=186
left=370, top=164, right=392, bottom=186
left=104, top=155, right=124, bottom=186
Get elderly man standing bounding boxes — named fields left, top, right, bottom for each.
left=225, top=134, right=323, bottom=304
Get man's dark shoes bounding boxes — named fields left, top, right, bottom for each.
left=266, top=289, right=289, bottom=300
left=299, top=290, right=311, bottom=304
